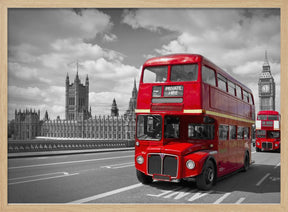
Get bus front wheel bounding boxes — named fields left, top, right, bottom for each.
left=136, top=170, right=153, bottom=184
left=196, top=160, right=215, bottom=190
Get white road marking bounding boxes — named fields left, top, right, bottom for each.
left=8, top=172, right=79, bottom=185
left=147, top=190, right=177, bottom=198
left=8, top=155, right=134, bottom=170
left=163, top=188, right=192, bottom=200
left=101, top=162, right=134, bottom=169
left=256, top=173, right=271, bottom=186
left=188, top=191, right=212, bottom=202
left=113, top=164, right=135, bottom=169
left=251, top=151, right=256, bottom=154
left=235, top=197, right=245, bottom=204
left=274, top=162, right=280, bottom=169
left=8, top=172, right=69, bottom=180
left=68, top=183, right=143, bottom=204
left=213, top=193, right=231, bottom=204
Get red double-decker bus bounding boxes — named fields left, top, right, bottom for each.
left=135, top=54, right=255, bottom=190
left=255, top=110, right=280, bottom=152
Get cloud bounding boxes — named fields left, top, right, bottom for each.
left=122, top=9, right=280, bottom=113
left=103, top=33, right=118, bottom=42
left=9, top=9, right=112, bottom=47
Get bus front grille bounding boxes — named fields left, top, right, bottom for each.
left=262, top=142, right=273, bottom=149
left=148, top=154, right=178, bottom=178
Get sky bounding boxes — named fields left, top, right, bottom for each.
left=8, top=8, right=280, bottom=121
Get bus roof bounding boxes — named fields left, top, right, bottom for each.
left=257, top=110, right=280, bottom=115
left=143, top=54, right=252, bottom=94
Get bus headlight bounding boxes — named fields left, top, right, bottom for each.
left=136, top=156, right=144, bottom=164
left=257, top=142, right=260, bottom=146
left=275, top=144, right=278, bottom=147
left=135, top=141, right=140, bottom=146
left=186, top=160, right=195, bottom=170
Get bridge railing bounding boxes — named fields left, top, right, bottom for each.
left=8, top=139, right=135, bottom=153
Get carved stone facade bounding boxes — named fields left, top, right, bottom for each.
left=111, top=98, right=119, bottom=117
left=65, top=71, right=91, bottom=120
left=40, top=115, right=135, bottom=140
left=14, top=109, right=42, bottom=140
left=12, top=77, right=137, bottom=140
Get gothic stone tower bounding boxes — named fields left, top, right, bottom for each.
left=14, top=109, right=41, bottom=140
left=258, top=52, right=275, bottom=111
left=124, top=79, right=138, bottom=118
left=65, top=69, right=91, bottom=120
left=111, top=98, right=119, bottom=117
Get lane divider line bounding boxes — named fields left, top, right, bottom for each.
left=8, top=173, right=79, bottom=185
left=101, top=162, right=134, bottom=169
left=68, top=183, right=143, bottom=204
left=8, top=172, right=69, bottom=181
left=256, top=173, right=271, bottom=186
left=113, top=164, right=135, bottom=169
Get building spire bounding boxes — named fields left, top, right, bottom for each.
left=263, top=50, right=270, bottom=68
left=74, top=61, right=80, bottom=83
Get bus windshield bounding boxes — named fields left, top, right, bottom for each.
left=137, top=115, right=162, bottom=140
left=143, top=66, right=168, bottom=83
left=170, top=64, right=198, bottom=82
left=267, top=131, right=280, bottom=138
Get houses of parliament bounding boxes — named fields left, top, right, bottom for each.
left=12, top=71, right=137, bottom=140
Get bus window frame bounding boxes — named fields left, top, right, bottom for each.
left=142, top=65, right=168, bottom=83
left=218, top=124, right=229, bottom=140
left=229, top=125, right=237, bottom=140
left=202, top=65, right=216, bottom=86
left=217, top=73, right=227, bottom=92
left=170, top=63, right=199, bottom=82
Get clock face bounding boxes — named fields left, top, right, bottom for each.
left=261, top=84, right=270, bottom=93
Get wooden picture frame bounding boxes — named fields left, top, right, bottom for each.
left=0, top=0, right=287, bottom=211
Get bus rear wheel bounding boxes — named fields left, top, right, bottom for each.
left=196, top=160, right=215, bottom=190
left=136, top=170, right=153, bottom=184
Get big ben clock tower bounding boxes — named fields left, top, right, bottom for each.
left=258, top=51, right=275, bottom=111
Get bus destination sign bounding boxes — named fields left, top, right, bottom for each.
left=164, top=85, right=183, bottom=97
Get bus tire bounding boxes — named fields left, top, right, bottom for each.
left=196, top=160, right=215, bottom=190
left=136, top=170, right=153, bottom=184
left=243, top=153, right=250, bottom=172
left=256, top=147, right=260, bottom=152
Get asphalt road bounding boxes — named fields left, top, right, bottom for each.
left=8, top=147, right=280, bottom=204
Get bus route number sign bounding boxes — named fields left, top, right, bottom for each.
left=164, top=85, right=183, bottom=97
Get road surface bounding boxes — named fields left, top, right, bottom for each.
left=8, top=147, right=280, bottom=204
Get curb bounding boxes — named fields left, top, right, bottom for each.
left=8, top=147, right=135, bottom=158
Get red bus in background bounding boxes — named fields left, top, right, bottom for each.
left=135, top=54, right=255, bottom=190
left=255, top=110, right=280, bottom=152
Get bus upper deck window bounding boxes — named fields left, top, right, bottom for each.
left=202, top=66, right=216, bottom=86
left=143, top=66, right=168, bottom=83
left=170, top=64, right=198, bottom=82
